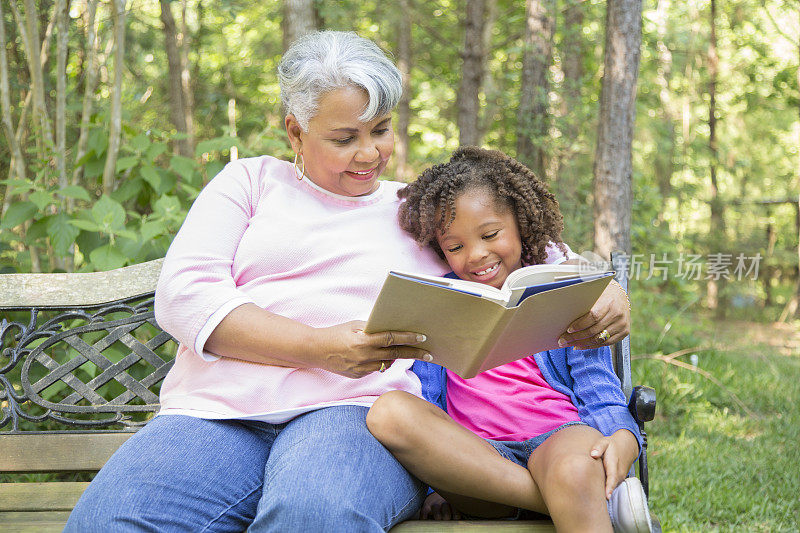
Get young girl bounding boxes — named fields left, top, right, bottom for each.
left=367, top=147, right=652, bottom=532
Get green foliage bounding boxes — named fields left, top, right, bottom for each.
left=0, top=0, right=797, bottom=322
left=0, top=120, right=244, bottom=273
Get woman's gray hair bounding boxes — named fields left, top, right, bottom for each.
left=278, top=31, right=402, bottom=131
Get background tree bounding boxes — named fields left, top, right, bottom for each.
left=592, top=0, right=642, bottom=257
left=394, top=0, right=413, bottom=181
left=0, top=1, right=26, bottom=184
left=516, top=0, right=553, bottom=180
left=457, top=0, right=487, bottom=147
left=160, top=0, right=193, bottom=158
left=705, top=0, right=725, bottom=312
left=101, top=0, right=126, bottom=195
left=283, top=0, right=317, bottom=49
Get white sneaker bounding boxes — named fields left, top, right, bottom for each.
left=607, top=477, right=653, bottom=533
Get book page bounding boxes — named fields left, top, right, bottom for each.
left=390, top=270, right=510, bottom=305
left=504, top=264, right=613, bottom=307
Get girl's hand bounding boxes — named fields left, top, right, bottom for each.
left=314, top=321, right=432, bottom=379
left=419, top=492, right=462, bottom=520
left=558, top=279, right=630, bottom=349
left=589, top=429, right=640, bottom=499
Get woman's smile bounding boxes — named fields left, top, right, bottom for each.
left=346, top=165, right=380, bottom=181
left=287, top=86, right=394, bottom=197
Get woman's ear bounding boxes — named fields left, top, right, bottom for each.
left=285, top=114, right=303, bottom=153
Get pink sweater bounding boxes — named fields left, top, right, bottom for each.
left=155, top=156, right=446, bottom=423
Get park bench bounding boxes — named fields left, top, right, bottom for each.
left=0, top=257, right=657, bottom=532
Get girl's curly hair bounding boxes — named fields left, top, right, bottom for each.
left=398, top=146, right=567, bottom=266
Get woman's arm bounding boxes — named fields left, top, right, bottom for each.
left=558, top=261, right=630, bottom=349
left=205, top=303, right=431, bottom=378
left=155, top=159, right=430, bottom=377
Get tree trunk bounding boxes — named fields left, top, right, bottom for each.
left=457, top=0, right=487, bottom=147
left=560, top=0, right=584, bottom=141
left=795, top=19, right=800, bottom=314
left=0, top=0, right=27, bottom=184
left=562, top=1, right=584, bottom=107
left=102, top=0, right=126, bottom=195
left=220, top=31, right=238, bottom=163
left=55, top=0, right=68, bottom=189
left=782, top=14, right=800, bottom=321
left=795, top=24, right=800, bottom=315
left=283, top=0, right=317, bottom=50
left=706, top=0, right=724, bottom=312
left=555, top=0, right=584, bottom=198
left=15, top=0, right=55, bottom=165
left=160, top=0, right=191, bottom=158
left=653, top=0, right=675, bottom=216
left=516, top=0, right=553, bottom=179
left=477, top=0, right=497, bottom=142
left=53, top=0, right=70, bottom=271
left=395, top=0, right=413, bottom=181
left=72, top=0, right=99, bottom=187
left=11, top=1, right=56, bottom=152
left=179, top=0, right=195, bottom=156
left=592, top=0, right=642, bottom=258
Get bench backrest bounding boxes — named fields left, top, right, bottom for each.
left=0, top=259, right=175, bottom=478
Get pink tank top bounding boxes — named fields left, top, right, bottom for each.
left=446, top=356, right=580, bottom=441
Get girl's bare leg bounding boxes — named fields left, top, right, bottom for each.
left=367, top=391, right=548, bottom=514
left=527, top=424, right=612, bottom=532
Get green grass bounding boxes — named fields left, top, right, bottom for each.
left=631, top=312, right=800, bottom=532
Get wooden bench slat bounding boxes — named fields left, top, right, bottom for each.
left=0, top=482, right=89, bottom=512
left=391, top=520, right=555, bottom=532
left=0, top=513, right=556, bottom=533
left=0, top=259, right=163, bottom=308
left=0, top=433, right=133, bottom=472
left=0, top=511, right=72, bottom=532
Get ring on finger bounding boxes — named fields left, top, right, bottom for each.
left=597, top=329, right=610, bottom=342
left=378, top=361, right=387, bottom=373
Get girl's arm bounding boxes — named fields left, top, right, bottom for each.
left=589, top=428, right=640, bottom=498
left=562, top=345, right=643, bottom=453
left=564, top=345, right=641, bottom=496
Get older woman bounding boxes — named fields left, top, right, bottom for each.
left=66, top=31, right=629, bottom=532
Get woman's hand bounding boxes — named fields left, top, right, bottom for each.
left=558, top=279, right=630, bottom=350
left=419, top=492, right=462, bottom=520
left=589, top=429, right=640, bottom=499
left=314, top=321, right=432, bottom=379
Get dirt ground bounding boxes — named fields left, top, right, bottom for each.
left=705, top=320, right=800, bottom=357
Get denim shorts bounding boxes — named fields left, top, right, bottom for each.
left=485, top=421, right=588, bottom=468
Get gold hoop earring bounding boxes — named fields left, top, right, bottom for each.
left=293, top=153, right=305, bottom=181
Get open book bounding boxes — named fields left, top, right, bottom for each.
left=364, top=264, right=614, bottom=378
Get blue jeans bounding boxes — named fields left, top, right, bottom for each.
left=65, top=406, right=425, bottom=532
left=486, top=421, right=588, bottom=468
